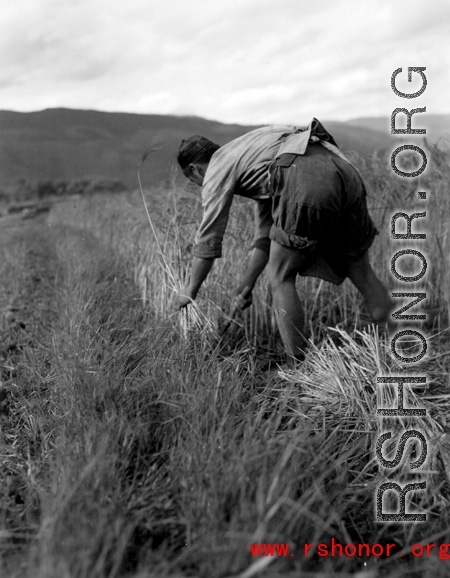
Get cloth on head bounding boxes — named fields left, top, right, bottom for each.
left=178, top=135, right=219, bottom=170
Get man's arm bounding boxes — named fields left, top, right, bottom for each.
left=176, top=156, right=235, bottom=311
left=231, top=198, right=272, bottom=308
left=176, top=256, right=215, bottom=309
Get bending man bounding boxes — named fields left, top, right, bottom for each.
left=175, top=118, right=392, bottom=365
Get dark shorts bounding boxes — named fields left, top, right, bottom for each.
left=268, top=143, right=378, bottom=284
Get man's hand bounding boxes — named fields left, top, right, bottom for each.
left=231, top=285, right=252, bottom=314
left=175, top=286, right=195, bottom=310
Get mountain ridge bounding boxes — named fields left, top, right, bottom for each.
left=1, top=108, right=447, bottom=191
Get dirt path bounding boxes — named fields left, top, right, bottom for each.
left=1, top=213, right=58, bottom=379
left=0, top=206, right=106, bottom=380
left=0, top=215, right=58, bottom=571
left=1, top=207, right=165, bottom=577
left=0, top=211, right=115, bottom=575
left=0, top=214, right=61, bottom=571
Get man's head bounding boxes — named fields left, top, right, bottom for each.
left=177, top=135, right=220, bottom=186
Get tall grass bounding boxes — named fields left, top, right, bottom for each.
left=2, top=143, right=450, bottom=577
left=49, top=140, right=450, bottom=342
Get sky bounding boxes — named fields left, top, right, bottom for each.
left=1, top=0, right=449, bottom=125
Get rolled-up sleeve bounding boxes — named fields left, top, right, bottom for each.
left=193, top=161, right=236, bottom=259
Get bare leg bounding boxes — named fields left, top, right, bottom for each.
left=269, top=242, right=311, bottom=366
left=347, top=251, right=394, bottom=332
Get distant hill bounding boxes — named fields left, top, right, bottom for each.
left=0, top=108, right=255, bottom=191
left=347, top=114, right=450, bottom=145
left=1, top=108, right=447, bottom=191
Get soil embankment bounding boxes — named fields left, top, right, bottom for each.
left=1, top=214, right=60, bottom=573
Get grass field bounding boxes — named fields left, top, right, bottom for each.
left=1, top=142, right=450, bottom=577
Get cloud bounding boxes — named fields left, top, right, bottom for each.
left=0, top=0, right=448, bottom=123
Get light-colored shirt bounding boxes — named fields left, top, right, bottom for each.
left=192, top=119, right=346, bottom=259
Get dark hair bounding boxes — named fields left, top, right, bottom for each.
left=177, top=135, right=220, bottom=170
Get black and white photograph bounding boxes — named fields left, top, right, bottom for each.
left=1, top=1, right=450, bottom=576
